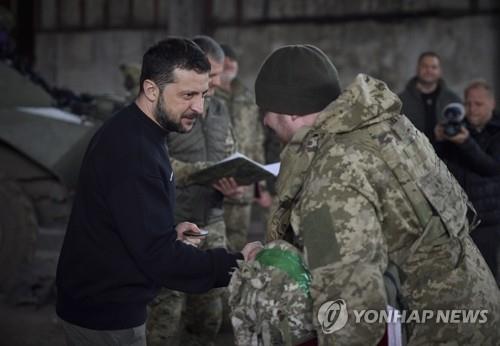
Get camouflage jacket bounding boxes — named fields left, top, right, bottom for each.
left=216, top=78, right=264, bottom=162
left=217, top=79, right=265, bottom=204
left=268, top=74, right=500, bottom=345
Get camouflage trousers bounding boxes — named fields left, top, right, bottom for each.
left=223, top=202, right=252, bottom=252
left=146, top=220, right=227, bottom=346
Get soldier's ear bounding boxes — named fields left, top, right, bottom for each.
left=143, top=79, right=159, bottom=102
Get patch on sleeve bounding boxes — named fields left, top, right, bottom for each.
left=301, top=205, right=341, bottom=270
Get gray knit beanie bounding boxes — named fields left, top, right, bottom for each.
left=255, top=44, right=341, bottom=115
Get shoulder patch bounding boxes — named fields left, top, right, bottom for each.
left=301, top=206, right=341, bottom=270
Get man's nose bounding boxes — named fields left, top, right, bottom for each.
left=192, top=96, right=204, bottom=114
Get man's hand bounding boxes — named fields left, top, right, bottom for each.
left=447, top=126, right=470, bottom=144
left=176, top=222, right=203, bottom=247
left=212, top=177, right=245, bottom=199
left=255, top=190, right=273, bottom=208
left=241, top=241, right=263, bottom=261
left=434, top=124, right=470, bottom=144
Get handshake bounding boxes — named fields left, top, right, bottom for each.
left=176, top=222, right=263, bottom=261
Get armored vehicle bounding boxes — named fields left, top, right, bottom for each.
left=0, top=61, right=98, bottom=302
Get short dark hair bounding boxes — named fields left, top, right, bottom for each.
left=220, top=43, right=238, bottom=61
left=192, top=35, right=225, bottom=63
left=417, top=51, right=441, bottom=64
left=139, top=37, right=210, bottom=92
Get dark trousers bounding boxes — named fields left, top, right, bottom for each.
left=471, top=227, right=499, bottom=283
left=60, top=319, right=146, bottom=346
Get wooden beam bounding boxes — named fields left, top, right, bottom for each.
left=128, top=0, right=134, bottom=27
left=153, top=0, right=160, bottom=28
left=235, top=0, right=243, bottom=25
left=215, top=7, right=500, bottom=28
left=103, top=0, right=110, bottom=28
left=55, top=0, right=62, bottom=29
left=79, top=0, right=85, bottom=28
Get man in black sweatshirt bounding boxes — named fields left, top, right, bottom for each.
left=56, top=37, right=262, bottom=346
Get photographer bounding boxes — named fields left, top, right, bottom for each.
left=435, top=80, right=500, bottom=282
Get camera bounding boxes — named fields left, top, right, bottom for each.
left=441, top=103, right=465, bottom=137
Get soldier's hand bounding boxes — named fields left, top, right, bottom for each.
left=213, top=177, right=245, bottom=199
left=175, top=222, right=203, bottom=247
left=241, top=241, right=263, bottom=261
left=255, top=190, right=273, bottom=208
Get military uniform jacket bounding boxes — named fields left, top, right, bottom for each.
left=269, top=74, right=500, bottom=345
left=217, top=79, right=265, bottom=205
left=167, top=96, right=235, bottom=226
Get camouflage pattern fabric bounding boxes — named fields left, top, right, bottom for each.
left=267, top=74, right=500, bottom=345
left=228, top=240, right=315, bottom=346
left=147, top=289, right=185, bottom=346
left=224, top=203, right=252, bottom=252
left=216, top=78, right=265, bottom=166
left=217, top=79, right=266, bottom=252
left=119, top=63, right=141, bottom=103
left=146, top=220, right=228, bottom=346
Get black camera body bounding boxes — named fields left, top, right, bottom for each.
left=441, top=103, right=465, bottom=137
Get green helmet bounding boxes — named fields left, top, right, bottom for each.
left=228, top=240, right=316, bottom=346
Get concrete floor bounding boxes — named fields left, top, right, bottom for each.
left=0, top=298, right=238, bottom=346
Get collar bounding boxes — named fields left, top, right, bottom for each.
left=131, top=102, right=169, bottom=141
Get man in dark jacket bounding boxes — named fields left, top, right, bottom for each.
left=435, top=79, right=500, bottom=283
left=399, top=51, right=461, bottom=143
left=56, top=37, right=262, bottom=346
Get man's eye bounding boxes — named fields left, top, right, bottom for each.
left=183, top=94, right=194, bottom=99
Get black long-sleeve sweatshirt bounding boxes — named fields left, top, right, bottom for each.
left=56, top=103, right=241, bottom=330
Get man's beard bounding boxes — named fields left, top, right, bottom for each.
left=154, top=96, right=199, bottom=133
left=417, top=75, right=438, bottom=87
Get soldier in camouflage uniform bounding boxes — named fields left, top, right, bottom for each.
left=216, top=44, right=267, bottom=252
left=249, top=45, right=500, bottom=345
left=119, top=62, right=141, bottom=103
left=147, top=35, right=240, bottom=346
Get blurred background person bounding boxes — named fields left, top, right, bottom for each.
left=435, top=79, right=500, bottom=283
left=399, top=51, right=461, bottom=143
left=216, top=43, right=270, bottom=253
